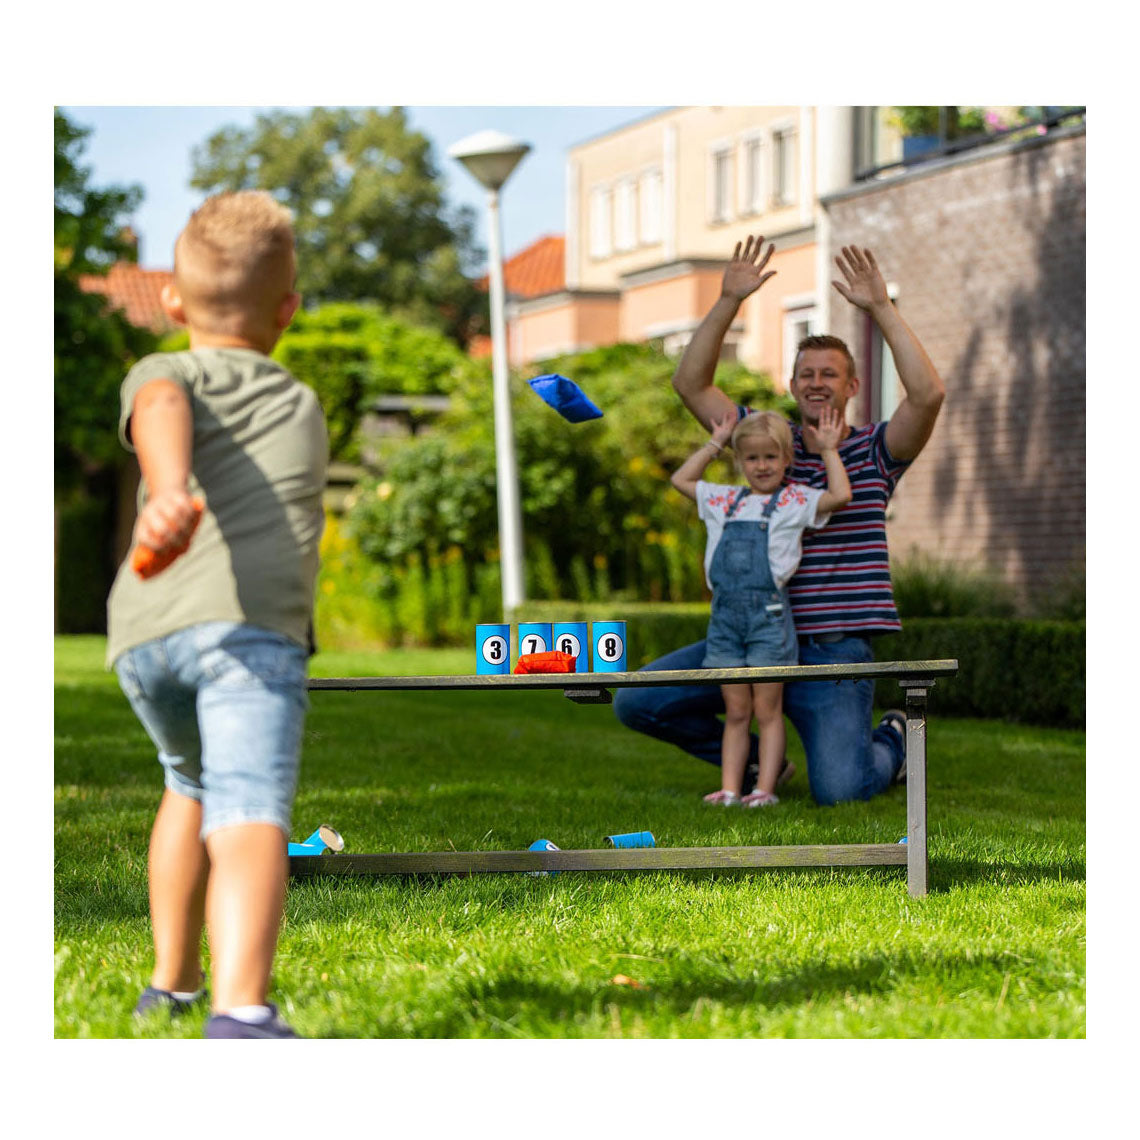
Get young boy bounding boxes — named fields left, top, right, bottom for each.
left=670, top=406, right=850, bottom=807
left=105, top=190, right=328, bottom=1038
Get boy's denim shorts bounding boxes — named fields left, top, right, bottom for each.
left=114, top=621, right=308, bottom=839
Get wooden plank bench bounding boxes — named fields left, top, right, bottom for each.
left=296, top=659, right=958, bottom=896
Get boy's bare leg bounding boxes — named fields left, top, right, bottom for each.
left=204, top=822, right=288, bottom=1012
left=720, top=683, right=754, bottom=795
left=148, top=788, right=209, bottom=993
left=752, top=682, right=786, bottom=795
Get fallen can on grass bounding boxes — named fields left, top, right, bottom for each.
left=605, top=831, right=655, bottom=848
left=288, top=824, right=345, bottom=857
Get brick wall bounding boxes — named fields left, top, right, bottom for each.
left=824, top=129, right=1085, bottom=607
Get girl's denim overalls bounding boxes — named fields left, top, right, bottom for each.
left=702, top=487, right=798, bottom=668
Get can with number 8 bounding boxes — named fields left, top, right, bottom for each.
left=476, top=624, right=511, bottom=675
left=592, top=620, right=627, bottom=672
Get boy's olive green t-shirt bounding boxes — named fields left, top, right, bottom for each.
left=106, top=348, right=329, bottom=667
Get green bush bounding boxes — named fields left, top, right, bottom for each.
left=514, top=604, right=1084, bottom=728
left=56, top=491, right=114, bottom=634
left=874, top=618, right=1084, bottom=728
left=891, top=548, right=1017, bottom=618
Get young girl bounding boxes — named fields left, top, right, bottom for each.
left=670, top=406, right=851, bottom=806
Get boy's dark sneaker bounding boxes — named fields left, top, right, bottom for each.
left=879, top=710, right=907, bottom=782
left=134, top=985, right=206, bottom=1017
left=204, top=1003, right=299, bottom=1039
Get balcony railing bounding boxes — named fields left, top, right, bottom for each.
left=854, top=106, right=1086, bottom=183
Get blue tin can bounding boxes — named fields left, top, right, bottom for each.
left=527, top=838, right=560, bottom=876
left=476, top=623, right=511, bottom=674
left=552, top=621, right=590, bottom=671
left=605, top=830, right=655, bottom=848
left=592, top=620, right=628, bottom=672
left=517, top=622, right=553, bottom=658
left=288, top=824, right=344, bottom=857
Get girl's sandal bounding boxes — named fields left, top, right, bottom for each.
left=702, top=789, right=740, bottom=806
left=741, top=790, right=780, bottom=808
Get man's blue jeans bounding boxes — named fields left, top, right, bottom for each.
left=611, top=636, right=903, bottom=805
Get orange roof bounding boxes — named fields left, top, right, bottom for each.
left=77, top=263, right=175, bottom=333
left=479, top=234, right=565, bottom=299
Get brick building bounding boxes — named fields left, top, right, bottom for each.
left=823, top=124, right=1086, bottom=605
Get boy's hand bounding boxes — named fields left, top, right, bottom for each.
left=831, top=245, right=890, bottom=312
left=132, top=491, right=204, bottom=578
left=710, top=410, right=737, bottom=448
left=803, top=405, right=845, bottom=452
left=721, top=235, right=777, bottom=302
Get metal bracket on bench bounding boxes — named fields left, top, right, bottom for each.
left=563, top=687, right=613, bottom=704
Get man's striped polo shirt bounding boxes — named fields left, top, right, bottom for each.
left=740, top=408, right=910, bottom=635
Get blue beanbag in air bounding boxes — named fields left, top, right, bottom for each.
left=527, top=373, right=604, bottom=422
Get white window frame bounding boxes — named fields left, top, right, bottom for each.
left=782, top=294, right=820, bottom=386
left=770, top=120, right=798, bottom=208
left=589, top=184, right=612, bottom=259
left=740, top=132, right=765, bottom=216
left=869, top=281, right=902, bottom=421
left=638, top=167, right=663, bottom=245
left=708, top=141, right=735, bottom=224
left=614, top=177, right=637, bottom=252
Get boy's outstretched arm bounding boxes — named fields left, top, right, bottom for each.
left=831, top=245, right=945, bottom=461
left=672, top=235, right=777, bottom=431
left=670, top=411, right=737, bottom=501
left=129, top=379, right=200, bottom=558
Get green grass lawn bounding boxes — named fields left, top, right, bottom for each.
left=54, top=635, right=1085, bottom=1038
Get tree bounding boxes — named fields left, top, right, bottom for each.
left=189, top=107, right=486, bottom=344
left=347, top=343, right=796, bottom=604
left=54, top=108, right=157, bottom=492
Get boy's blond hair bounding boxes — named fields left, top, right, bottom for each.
left=174, top=190, right=296, bottom=335
left=731, top=411, right=793, bottom=464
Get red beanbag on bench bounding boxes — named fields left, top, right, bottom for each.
left=514, top=650, right=577, bottom=674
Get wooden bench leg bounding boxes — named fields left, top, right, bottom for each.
left=900, top=681, right=931, bottom=897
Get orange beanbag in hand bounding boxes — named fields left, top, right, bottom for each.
left=514, top=650, right=577, bottom=674
left=131, top=497, right=205, bottom=579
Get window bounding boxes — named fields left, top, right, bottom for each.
left=711, top=147, right=734, bottom=223
left=589, top=185, right=612, bottom=258
left=773, top=126, right=798, bottom=207
left=782, top=303, right=819, bottom=386
left=868, top=320, right=901, bottom=422
left=744, top=136, right=764, bottom=215
left=639, top=168, right=662, bottom=244
left=614, top=179, right=637, bottom=252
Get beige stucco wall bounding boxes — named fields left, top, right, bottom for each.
left=570, top=106, right=820, bottom=293
left=512, top=295, right=621, bottom=364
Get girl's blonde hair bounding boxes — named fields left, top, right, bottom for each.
left=731, top=411, right=793, bottom=464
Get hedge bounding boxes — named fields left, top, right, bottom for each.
left=512, top=603, right=1085, bottom=728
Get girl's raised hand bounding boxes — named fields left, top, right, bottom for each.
left=710, top=410, right=737, bottom=448
left=804, top=405, right=845, bottom=451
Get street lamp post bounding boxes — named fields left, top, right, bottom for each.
left=448, top=129, right=531, bottom=617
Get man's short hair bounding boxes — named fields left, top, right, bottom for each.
left=732, top=410, right=793, bottom=464
left=794, top=334, right=856, bottom=379
left=175, top=190, right=295, bottom=330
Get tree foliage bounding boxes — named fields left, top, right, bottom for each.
left=54, top=109, right=157, bottom=492
left=271, top=302, right=486, bottom=462
left=189, top=107, right=485, bottom=344
left=347, top=342, right=796, bottom=603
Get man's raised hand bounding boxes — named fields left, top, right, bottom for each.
left=831, top=245, right=890, bottom=312
left=721, top=235, right=777, bottom=301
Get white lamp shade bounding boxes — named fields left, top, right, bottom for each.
left=447, top=129, right=531, bottom=190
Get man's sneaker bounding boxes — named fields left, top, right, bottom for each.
left=702, top=789, right=740, bottom=806
left=134, top=984, right=207, bottom=1018
left=743, top=759, right=796, bottom=795
left=879, top=710, right=907, bottom=783
left=204, top=1003, right=299, bottom=1039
